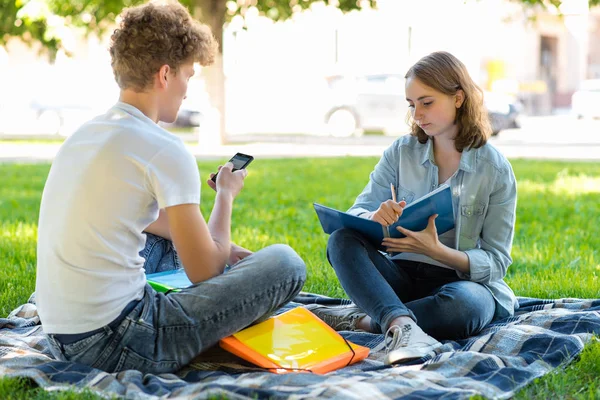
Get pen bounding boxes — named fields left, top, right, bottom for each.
left=388, top=183, right=397, bottom=256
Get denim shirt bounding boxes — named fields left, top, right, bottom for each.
left=348, top=135, right=518, bottom=320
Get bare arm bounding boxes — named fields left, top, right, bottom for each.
left=166, top=162, right=246, bottom=284
left=166, top=198, right=230, bottom=283
left=144, top=209, right=171, bottom=240
left=429, top=241, right=470, bottom=274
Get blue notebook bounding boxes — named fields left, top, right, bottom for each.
left=314, top=184, right=454, bottom=251
left=146, top=269, right=192, bottom=293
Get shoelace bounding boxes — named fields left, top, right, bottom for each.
left=384, top=324, right=412, bottom=353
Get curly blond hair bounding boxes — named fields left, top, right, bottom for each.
left=405, top=51, right=492, bottom=152
left=110, top=0, right=218, bottom=91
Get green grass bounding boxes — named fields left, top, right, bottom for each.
left=1, top=158, right=599, bottom=399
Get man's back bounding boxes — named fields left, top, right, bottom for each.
left=36, top=102, right=200, bottom=334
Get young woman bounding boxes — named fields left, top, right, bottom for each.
left=307, top=51, right=518, bottom=365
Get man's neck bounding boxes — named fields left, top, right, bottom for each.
left=119, top=89, right=160, bottom=123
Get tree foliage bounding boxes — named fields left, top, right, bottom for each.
left=1, top=0, right=377, bottom=58
left=2, top=0, right=598, bottom=59
left=516, top=0, right=599, bottom=8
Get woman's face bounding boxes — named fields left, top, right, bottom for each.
left=405, top=77, right=463, bottom=140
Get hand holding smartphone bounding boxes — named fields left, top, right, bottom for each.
left=211, top=152, right=254, bottom=183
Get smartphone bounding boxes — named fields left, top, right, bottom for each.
left=211, top=152, right=254, bottom=182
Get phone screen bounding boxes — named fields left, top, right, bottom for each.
left=211, top=153, right=254, bottom=182
left=231, top=154, right=252, bottom=170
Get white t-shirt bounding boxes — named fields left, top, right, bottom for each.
left=36, top=102, right=200, bottom=334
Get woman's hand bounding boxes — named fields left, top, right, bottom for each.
left=382, top=214, right=442, bottom=256
left=369, top=200, right=406, bottom=226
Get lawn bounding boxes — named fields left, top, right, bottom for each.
left=0, top=158, right=599, bottom=399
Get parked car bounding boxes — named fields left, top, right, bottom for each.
left=0, top=96, right=98, bottom=137
left=324, top=74, right=407, bottom=137
left=323, top=74, right=522, bottom=137
left=484, top=91, right=522, bottom=136
left=29, top=99, right=97, bottom=136
left=571, top=79, right=600, bottom=119
left=161, top=80, right=209, bottom=128
left=172, top=101, right=203, bottom=127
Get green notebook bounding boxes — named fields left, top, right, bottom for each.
left=146, top=269, right=191, bottom=293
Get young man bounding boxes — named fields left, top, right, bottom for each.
left=35, top=0, right=306, bottom=375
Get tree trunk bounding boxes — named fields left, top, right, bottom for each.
left=194, top=0, right=227, bottom=146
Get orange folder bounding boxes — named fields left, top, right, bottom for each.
left=219, top=306, right=369, bottom=374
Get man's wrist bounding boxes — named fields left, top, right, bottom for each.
left=215, top=189, right=235, bottom=202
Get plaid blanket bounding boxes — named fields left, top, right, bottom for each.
left=1, top=293, right=599, bottom=400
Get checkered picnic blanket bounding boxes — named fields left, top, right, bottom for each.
left=1, top=292, right=599, bottom=399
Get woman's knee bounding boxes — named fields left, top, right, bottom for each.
left=434, top=281, right=495, bottom=338
left=326, top=228, right=367, bottom=268
left=328, top=227, right=363, bottom=249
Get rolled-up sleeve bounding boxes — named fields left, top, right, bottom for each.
left=347, top=144, right=399, bottom=217
left=461, top=163, right=517, bottom=284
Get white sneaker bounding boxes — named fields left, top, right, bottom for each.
left=383, top=324, right=442, bottom=365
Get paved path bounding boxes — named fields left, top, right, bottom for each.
left=1, top=116, right=599, bottom=163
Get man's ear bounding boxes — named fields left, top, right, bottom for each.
left=455, top=89, right=465, bottom=108
left=157, top=64, right=170, bottom=88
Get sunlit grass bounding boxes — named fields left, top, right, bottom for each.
left=0, top=158, right=599, bottom=399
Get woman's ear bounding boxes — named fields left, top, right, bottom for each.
left=455, top=89, right=465, bottom=108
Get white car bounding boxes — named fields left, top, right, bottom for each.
left=572, top=79, right=600, bottom=119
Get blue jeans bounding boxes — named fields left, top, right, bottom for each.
left=327, top=228, right=495, bottom=340
left=46, top=233, right=306, bottom=374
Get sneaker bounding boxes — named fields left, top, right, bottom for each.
left=304, top=304, right=366, bottom=331
left=383, top=324, right=442, bottom=365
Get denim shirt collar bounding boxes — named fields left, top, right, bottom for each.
left=459, top=147, right=477, bottom=173
left=419, top=138, right=477, bottom=174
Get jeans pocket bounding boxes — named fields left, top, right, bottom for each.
left=115, top=347, right=180, bottom=374
left=60, top=330, right=111, bottom=364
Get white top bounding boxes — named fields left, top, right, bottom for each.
left=36, top=102, right=201, bottom=334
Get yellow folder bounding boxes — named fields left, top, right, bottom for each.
left=219, top=306, right=369, bottom=374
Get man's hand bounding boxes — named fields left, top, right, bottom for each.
left=207, top=162, right=247, bottom=197
left=228, top=243, right=253, bottom=266
left=382, top=214, right=442, bottom=256
left=369, top=200, right=406, bottom=226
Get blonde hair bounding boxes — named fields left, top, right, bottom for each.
left=109, top=0, right=218, bottom=91
left=405, top=51, right=491, bottom=151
